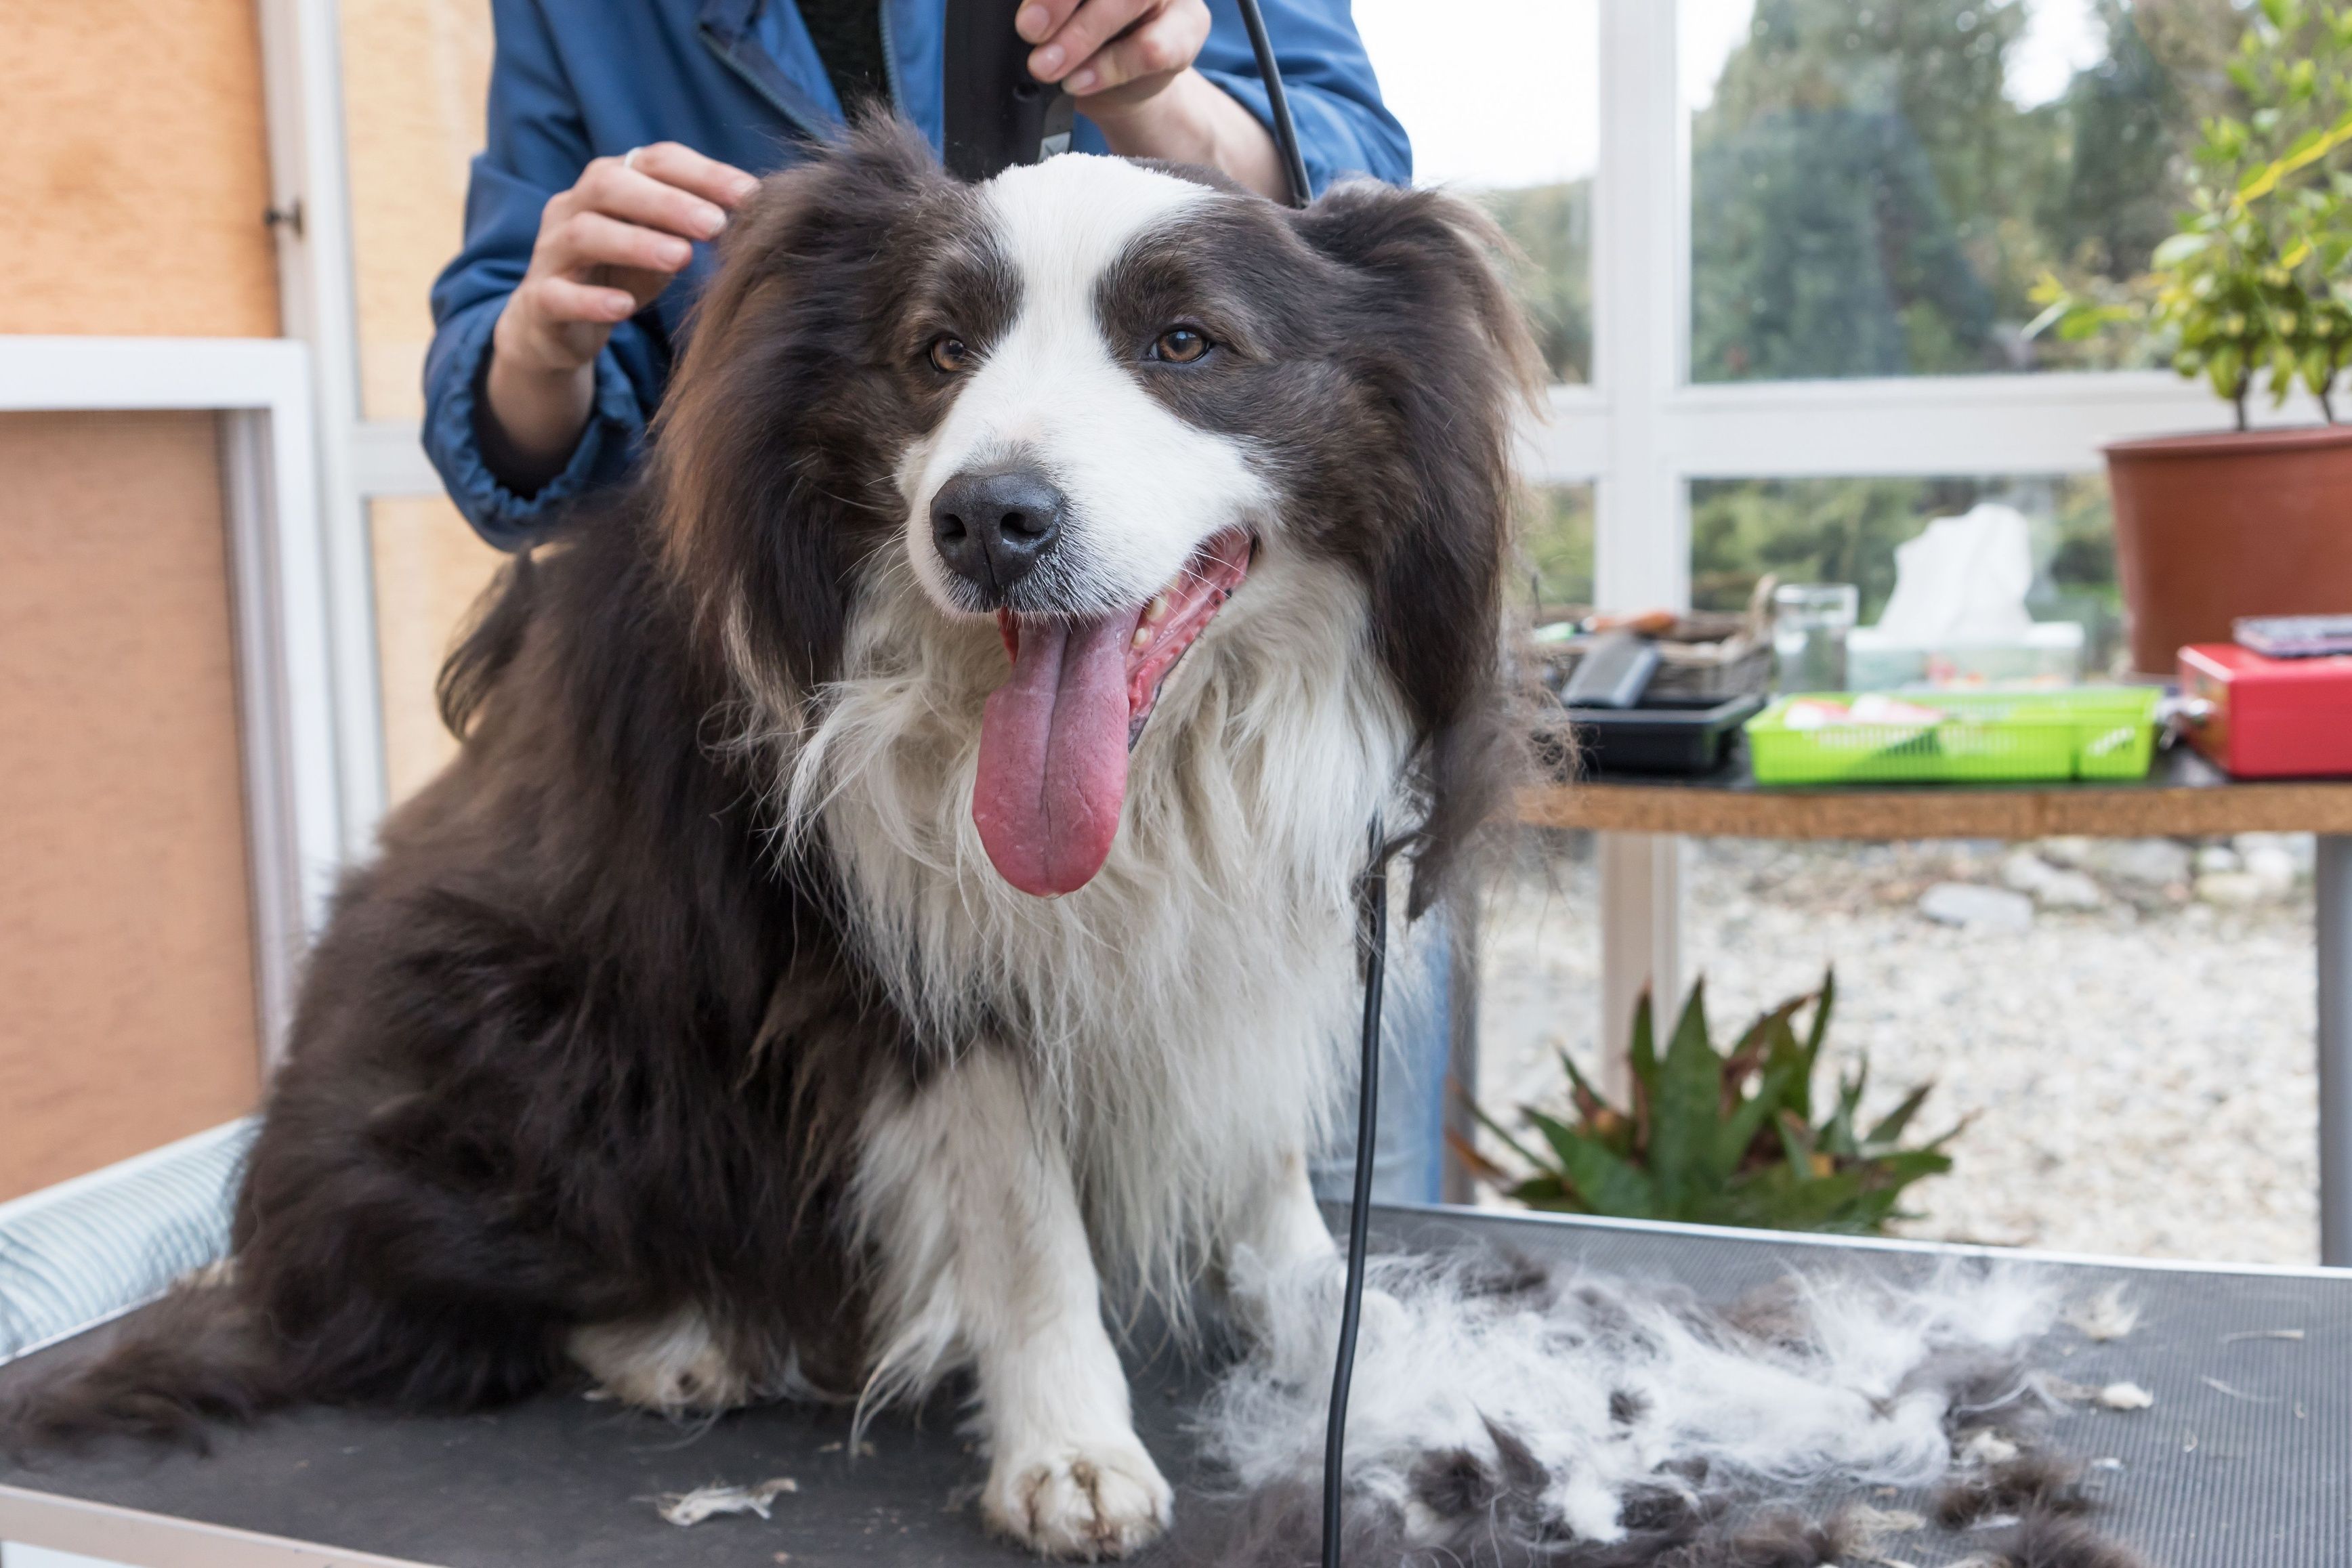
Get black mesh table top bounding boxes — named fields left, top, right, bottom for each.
left=3, top=1204, right=2347, bottom=1567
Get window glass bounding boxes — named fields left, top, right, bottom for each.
left=1689, top=473, right=2123, bottom=673
left=1683, top=0, right=2248, bottom=382
left=1356, top=0, right=1599, bottom=383
left=1524, top=483, right=1597, bottom=622
left=1678, top=833, right=2315, bottom=1262
left=1477, top=830, right=1600, bottom=1175
left=1479, top=822, right=2322, bottom=1264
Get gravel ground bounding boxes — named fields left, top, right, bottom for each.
left=1475, top=832, right=2321, bottom=1266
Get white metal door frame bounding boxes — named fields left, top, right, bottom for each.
left=256, top=0, right=387, bottom=862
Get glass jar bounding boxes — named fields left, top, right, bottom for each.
left=1771, top=582, right=1859, bottom=694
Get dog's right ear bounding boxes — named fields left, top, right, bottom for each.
left=650, top=119, right=954, bottom=702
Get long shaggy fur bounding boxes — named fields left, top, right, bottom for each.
left=780, top=556, right=1406, bottom=1305
left=10, top=502, right=900, bottom=1446
left=1, top=1288, right=282, bottom=1457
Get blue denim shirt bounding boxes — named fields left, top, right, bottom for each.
left=425, top=0, right=1412, bottom=547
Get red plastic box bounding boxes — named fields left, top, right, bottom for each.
left=2179, top=643, right=2352, bottom=778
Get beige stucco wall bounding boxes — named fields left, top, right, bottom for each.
left=0, top=7, right=290, bottom=1191
left=0, top=414, right=264, bottom=1200
left=0, top=2, right=280, bottom=337
left=342, top=0, right=495, bottom=421
left=0, top=2, right=517, bottom=1191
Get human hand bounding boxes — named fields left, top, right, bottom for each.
left=1016, top=0, right=1212, bottom=114
left=1013, top=0, right=1286, bottom=199
left=494, top=143, right=759, bottom=379
left=484, top=144, right=758, bottom=482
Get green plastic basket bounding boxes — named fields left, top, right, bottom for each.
left=1744, top=687, right=2161, bottom=786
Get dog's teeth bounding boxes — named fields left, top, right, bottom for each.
left=1145, top=594, right=1169, bottom=623
left=1132, top=626, right=1153, bottom=650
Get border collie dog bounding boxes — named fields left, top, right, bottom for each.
left=18, top=125, right=1533, bottom=1558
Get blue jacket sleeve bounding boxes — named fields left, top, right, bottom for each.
left=1191, top=0, right=1411, bottom=193
left=423, top=0, right=659, bottom=550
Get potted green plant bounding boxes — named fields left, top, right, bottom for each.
left=2029, top=0, right=2352, bottom=674
left=1456, top=973, right=1961, bottom=1235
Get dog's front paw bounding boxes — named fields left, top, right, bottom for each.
left=982, top=1437, right=1173, bottom=1560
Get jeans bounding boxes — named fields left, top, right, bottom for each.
left=1309, top=903, right=1453, bottom=1207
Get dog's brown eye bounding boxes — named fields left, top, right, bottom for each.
left=928, top=335, right=972, bottom=373
left=1152, top=327, right=1210, bottom=364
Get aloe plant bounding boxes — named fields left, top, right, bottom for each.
left=1460, top=973, right=1961, bottom=1235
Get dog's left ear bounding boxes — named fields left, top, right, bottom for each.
left=1293, top=185, right=1542, bottom=916
left=651, top=119, right=961, bottom=706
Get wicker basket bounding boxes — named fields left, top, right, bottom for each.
left=1530, top=610, right=1773, bottom=702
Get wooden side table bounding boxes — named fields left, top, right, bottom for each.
left=1519, top=746, right=2352, bottom=1263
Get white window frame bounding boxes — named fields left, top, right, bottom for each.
left=1532, top=1, right=2332, bottom=1064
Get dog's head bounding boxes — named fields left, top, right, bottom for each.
left=654, top=122, right=1536, bottom=908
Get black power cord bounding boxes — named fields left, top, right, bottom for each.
left=1322, top=823, right=1390, bottom=1568
left=1220, top=12, right=1362, bottom=1563
left=1234, top=0, right=1314, bottom=209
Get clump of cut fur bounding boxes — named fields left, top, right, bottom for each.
left=1179, top=1249, right=2144, bottom=1567
left=652, top=1475, right=799, bottom=1527
left=1202, top=1250, right=2056, bottom=1546
left=1162, top=1483, right=1868, bottom=1568
left=1972, top=1512, right=2153, bottom=1568
left=2061, top=1284, right=2139, bottom=1343
left=1937, top=1452, right=2092, bottom=1529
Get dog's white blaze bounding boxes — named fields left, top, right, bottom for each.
left=900, top=155, right=1272, bottom=613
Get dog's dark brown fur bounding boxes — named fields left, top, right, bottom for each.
left=16, top=499, right=905, bottom=1446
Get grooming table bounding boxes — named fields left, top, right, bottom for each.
left=4, top=1205, right=2347, bottom=1567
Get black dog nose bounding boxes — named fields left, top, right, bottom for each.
left=930, top=469, right=1066, bottom=595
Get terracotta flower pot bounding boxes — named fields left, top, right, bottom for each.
left=2103, top=425, right=2352, bottom=676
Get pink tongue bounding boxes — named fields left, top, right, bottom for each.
left=973, top=612, right=1138, bottom=897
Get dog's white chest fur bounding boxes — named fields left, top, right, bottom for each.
left=784, top=551, right=1408, bottom=1287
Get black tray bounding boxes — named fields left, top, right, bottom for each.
left=1564, top=692, right=1767, bottom=776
